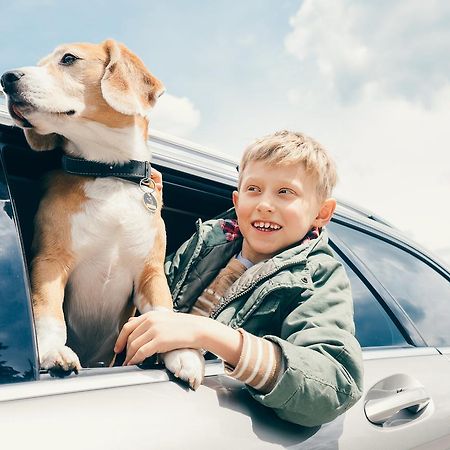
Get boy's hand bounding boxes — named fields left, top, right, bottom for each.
left=115, top=310, right=243, bottom=368
left=114, top=311, right=202, bottom=366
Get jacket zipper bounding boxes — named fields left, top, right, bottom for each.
left=209, top=258, right=307, bottom=320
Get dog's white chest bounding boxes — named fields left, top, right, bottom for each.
left=64, top=178, right=157, bottom=364
left=71, top=178, right=156, bottom=261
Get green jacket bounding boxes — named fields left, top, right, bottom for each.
left=165, top=214, right=363, bottom=427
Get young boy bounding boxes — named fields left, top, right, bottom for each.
left=114, top=130, right=363, bottom=427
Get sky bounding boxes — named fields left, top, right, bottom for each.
left=0, top=0, right=449, bottom=265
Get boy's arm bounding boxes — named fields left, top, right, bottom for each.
left=114, top=309, right=283, bottom=394
left=222, top=329, right=284, bottom=393
left=199, top=322, right=285, bottom=394
left=114, top=309, right=284, bottom=392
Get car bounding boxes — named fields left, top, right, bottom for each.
left=0, top=93, right=449, bottom=450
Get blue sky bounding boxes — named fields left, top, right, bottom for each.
left=1, top=0, right=449, bottom=263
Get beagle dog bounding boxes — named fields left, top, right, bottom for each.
left=1, top=40, right=204, bottom=389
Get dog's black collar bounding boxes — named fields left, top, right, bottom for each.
left=61, top=155, right=151, bottom=183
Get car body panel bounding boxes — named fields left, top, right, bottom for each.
left=1, top=350, right=449, bottom=450
left=0, top=375, right=314, bottom=450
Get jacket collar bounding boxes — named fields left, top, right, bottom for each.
left=199, top=210, right=329, bottom=300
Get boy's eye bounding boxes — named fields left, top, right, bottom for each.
left=247, top=185, right=260, bottom=192
left=279, top=188, right=295, bottom=195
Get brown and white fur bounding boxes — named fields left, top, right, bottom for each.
left=1, top=40, right=204, bottom=388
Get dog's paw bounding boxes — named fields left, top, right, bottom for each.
left=40, top=346, right=82, bottom=377
left=162, top=349, right=205, bottom=390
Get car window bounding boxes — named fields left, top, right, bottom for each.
left=330, top=221, right=450, bottom=347
left=333, top=253, right=408, bottom=348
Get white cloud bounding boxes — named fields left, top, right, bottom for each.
left=149, top=93, right=201, bottom=138
left=285, top=0, right=450, bottom=104
left=283, top=0, right=450, bottom=264
left=330, top=86, right=450, bottom=261
left=285, top=0, right=369, bottom=84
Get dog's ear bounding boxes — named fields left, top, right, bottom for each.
left=101, top=39, right=165, bottom=116
left=24, top=129, right=65, bottom=151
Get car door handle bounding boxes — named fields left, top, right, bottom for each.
left=365, top=386, right=430, bottom=425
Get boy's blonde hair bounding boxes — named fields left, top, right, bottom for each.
left=239, top=130, right=337, bottom=200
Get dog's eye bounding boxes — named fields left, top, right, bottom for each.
left=60, top=53, right=79, bottom=66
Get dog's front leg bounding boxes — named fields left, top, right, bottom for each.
left=136, top=229, right=205, bottom=390
left=32, top=254, right=81, bottom=376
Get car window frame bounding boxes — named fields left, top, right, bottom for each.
left=329, top=240, right=412, bottom=349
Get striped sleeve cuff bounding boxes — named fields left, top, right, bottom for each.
left=224, top=328, right=283, bottom=394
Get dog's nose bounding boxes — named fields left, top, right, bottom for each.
left=1, top=71, right=25, bottom=93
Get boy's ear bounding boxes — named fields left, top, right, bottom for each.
left=232, top=190, right=239, bottom=208
left=313, top=198, right=337, bottom=228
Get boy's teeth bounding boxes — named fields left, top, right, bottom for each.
left=254, top=221, right=281, bottom=230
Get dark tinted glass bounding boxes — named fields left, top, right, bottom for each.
left=331, top=222, right=450, bottom=347
left=0, top=201, right=39, bottom=384
left=334, top=254, right=408, bottom=347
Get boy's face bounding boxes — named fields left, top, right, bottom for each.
left=233, top=160, right=334, bottom=264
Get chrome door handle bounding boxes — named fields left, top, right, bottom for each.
left=365, top=386, right=430, bottom=425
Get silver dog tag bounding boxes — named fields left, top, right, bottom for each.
left=143, top=191, right=157, bottom=212
left=140, top=177, right=158, bottom=213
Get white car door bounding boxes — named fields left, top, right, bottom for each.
left=326, top=219, right=450, bottom=450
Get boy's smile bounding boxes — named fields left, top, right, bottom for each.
left=233, top=160, right=334, bottom=264
left=252, top=221, right=282, bottom=231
